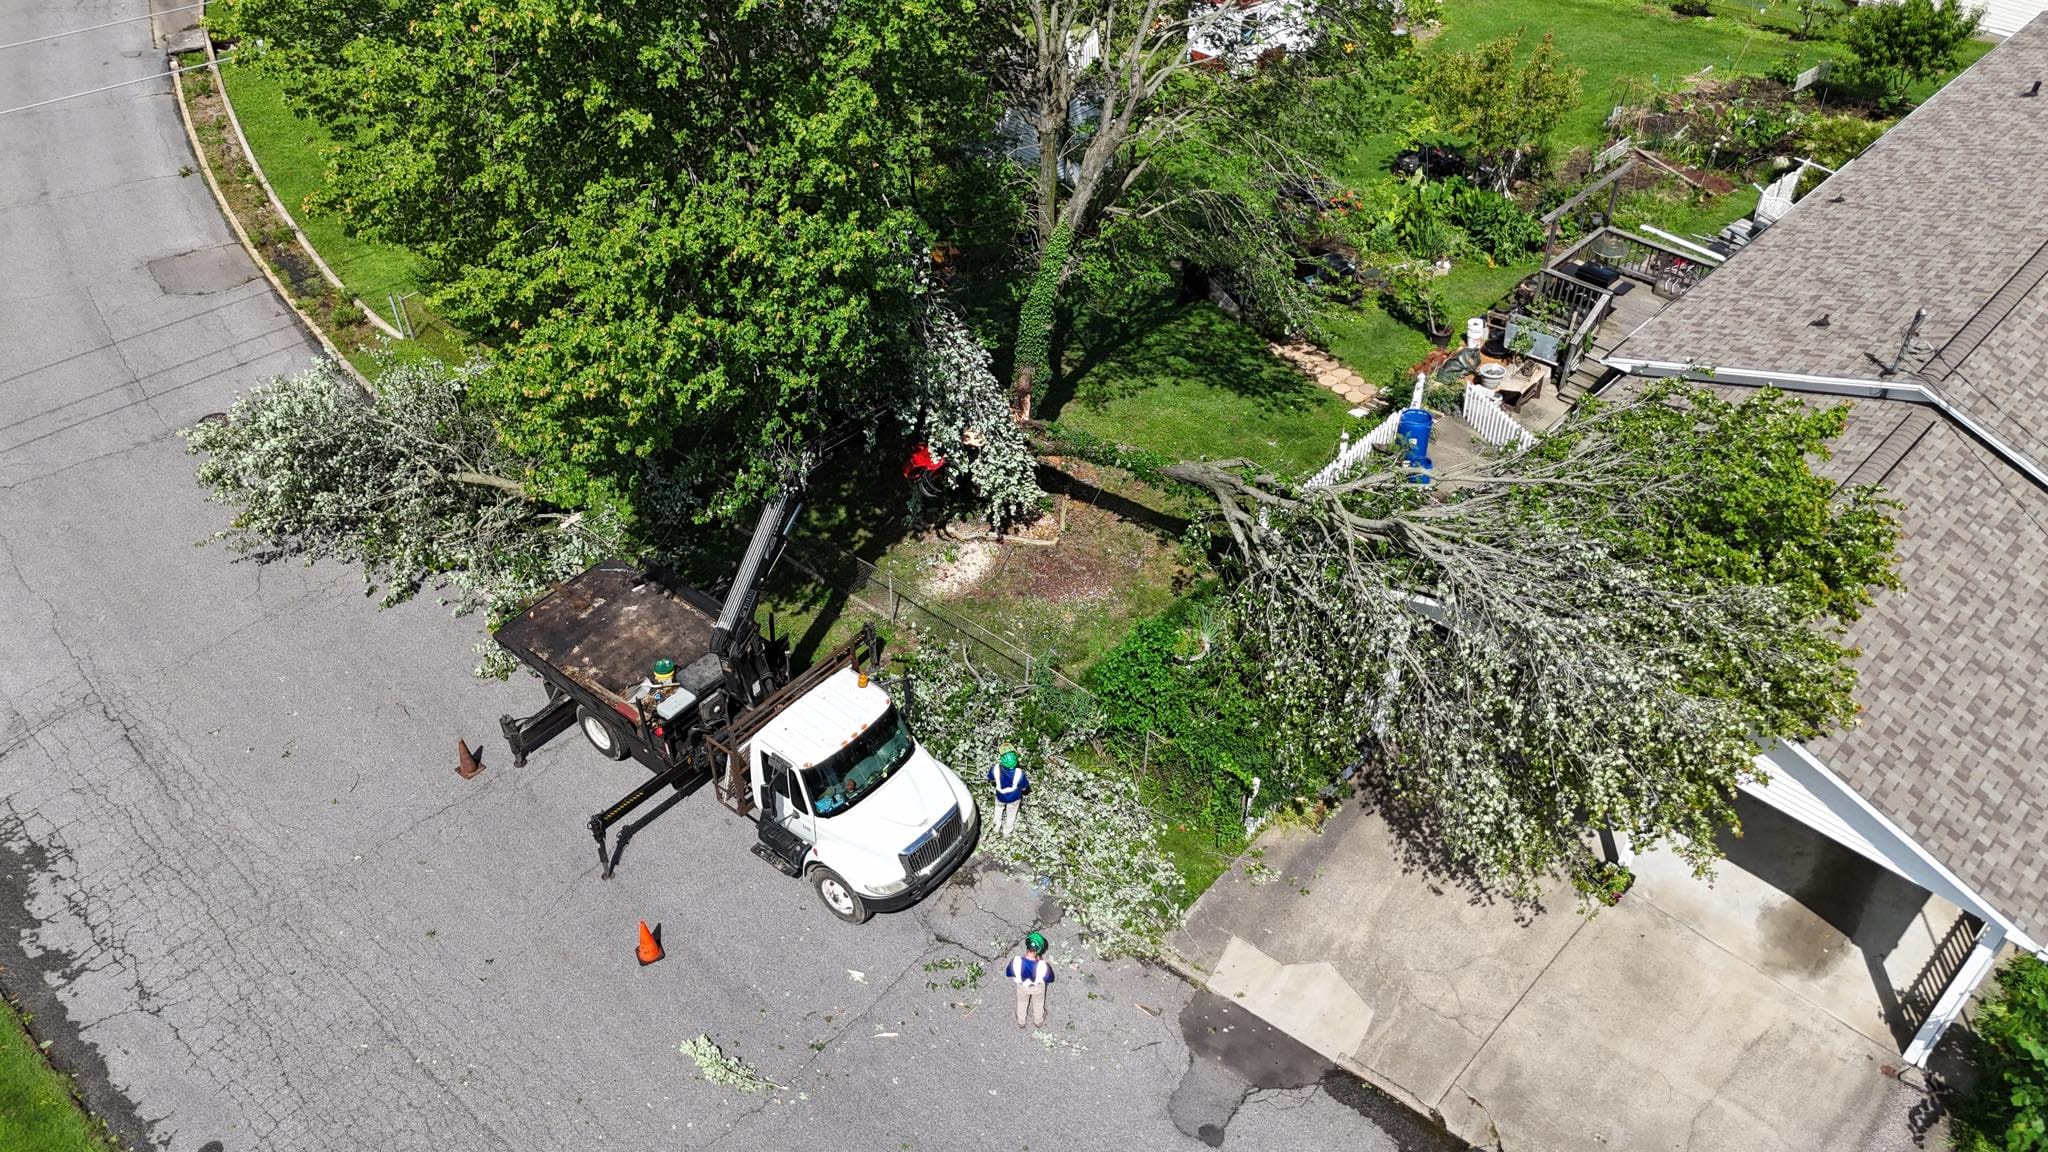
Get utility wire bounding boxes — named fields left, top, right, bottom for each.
left=0, top=51, right=234, bottom=118
left=0, top=4, right=203, bottom=52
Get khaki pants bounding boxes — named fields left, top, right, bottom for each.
left=1015, top=981, right=1046, bottom=1028
left=997, top=799, right=1022, bottom=836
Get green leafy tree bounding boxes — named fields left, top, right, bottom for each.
left=1409, top=29, right=1584, bottom=192
left=215, top=0, right=1009, bottom=519
left=1842, top=0, right=1983, bottom=109
left=1956, top=954, right=2048, bottom=1151
left=1793, top=0, right=1846, bottom=41
left=989, top=0, right=1423, bottom=411
left=1163, top=382, right=1901, bottom=900
left=1529, top=383, right=1903, bottom=624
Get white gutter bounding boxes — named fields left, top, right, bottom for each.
left=1605, top=357, right=2048, bottom=493
left=1636, top=225, right=1726, bottom=265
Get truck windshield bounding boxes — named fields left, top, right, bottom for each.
left=805, top=706, right=915, bottom=818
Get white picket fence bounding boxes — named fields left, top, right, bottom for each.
left=1304, top=408, right=1404, bottom=489
left=1462, top=383, right=1536, bottom=451
left=1305, top=375, right=1430, bottom=489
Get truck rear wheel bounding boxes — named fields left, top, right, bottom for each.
left=577, top=706, right=630, bottom=761
left=811, top=868, right=871, bottom=924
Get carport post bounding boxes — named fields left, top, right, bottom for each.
left=1597, top=828, right=1634, bottom=867
left=1903, top=922, right=2007, bottom=1068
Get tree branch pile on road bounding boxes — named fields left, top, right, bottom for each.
left=900, top=643, right=1184, bottom=957
left=181, top=358, right=627, bottom=673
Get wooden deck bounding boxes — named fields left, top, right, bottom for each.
left=1555, top=282, right=1678, bottom=409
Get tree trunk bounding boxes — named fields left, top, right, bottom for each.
left=1010, top=219, right=1073, bottom=421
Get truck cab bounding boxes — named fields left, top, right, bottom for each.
left=749, top=668, right=978, bottom=922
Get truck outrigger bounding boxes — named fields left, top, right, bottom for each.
left=488, top=488, right=977, bottom=922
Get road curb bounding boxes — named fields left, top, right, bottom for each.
left=202, top=39, right=404, bottom=341
left=168, top=41, right=372, bottom=393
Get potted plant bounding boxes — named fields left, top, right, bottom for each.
left=1504, top=317, right=1561, bottom=363
left=1591, top=861, right=1635, bottom=906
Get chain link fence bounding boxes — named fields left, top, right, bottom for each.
left=781, top=535, right=1259, bottom=847
left=781, top=535, right=1089, bottom=692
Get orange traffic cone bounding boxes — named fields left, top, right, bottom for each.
left=636, top=921, right=664, bottom=966
left=456, top=739, right=484, bottom=780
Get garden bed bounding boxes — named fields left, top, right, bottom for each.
left=213, top=61, right=467, bottom=364
left=175, top=56, right=388, bottom=373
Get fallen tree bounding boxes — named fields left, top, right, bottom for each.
left=1166, top=382, right=1901, bottom=900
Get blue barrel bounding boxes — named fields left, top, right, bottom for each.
left=1397, top=408, right=1433, bottom=471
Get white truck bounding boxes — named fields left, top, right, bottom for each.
left=488, top=490, right=976, bottom=922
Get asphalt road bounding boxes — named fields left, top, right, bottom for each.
left=0, top=4, right=1449, bottom=1150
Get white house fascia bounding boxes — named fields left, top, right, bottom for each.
left=1752, top=742, right=2041, bottom=956
left=1754, top=741, right=2044, bottom=1066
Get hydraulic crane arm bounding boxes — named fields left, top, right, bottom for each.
left=711, top=488, right=803, bottom=658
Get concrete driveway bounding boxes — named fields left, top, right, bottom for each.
left=1169, top=806, right=1947, bottom=1152
left=0, top=3, right=1444, bottom=1149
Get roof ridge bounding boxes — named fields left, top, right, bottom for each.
left=1845, top=408, right=1937, bottom=489
left=1918, top=233, right=2048, bottom=386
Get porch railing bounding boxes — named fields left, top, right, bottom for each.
left=1898, top=911, right=1987, bottom=1033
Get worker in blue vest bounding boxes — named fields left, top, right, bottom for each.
left=1006, top=932, right=1055, bottom=1030
left=987, top=748, right=1029, bottom=837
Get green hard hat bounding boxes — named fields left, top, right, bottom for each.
left=1000, top=750, right=1019, bottom=769
left=1026, top=932, right=1047, bottom=953
left=652, top=658, right=675, bottom=676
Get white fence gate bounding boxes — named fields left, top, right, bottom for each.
left=1462, top=383, right=1536, bottom=450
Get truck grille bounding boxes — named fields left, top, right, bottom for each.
left=901, top=807, right=962, bottom=876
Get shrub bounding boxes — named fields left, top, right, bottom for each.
left=1795, top=113, right=1892, bottom=169
left=1955, top=954, right=2048, bottom=1152
left=1086, top=609, right=1281, bottom=846
left=1448, top=183, right=1545, bottom=261
left=1381, top=265, right=1447, bottom=333
left=1842, top=0, right=1982, bottom=110
left=329, top=299, right=364, bottom=329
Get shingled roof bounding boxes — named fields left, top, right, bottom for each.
left=1613, top=17, right=2048, bottom=940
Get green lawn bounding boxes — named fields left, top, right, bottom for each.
left=1046, top=303, right=1362, bottom=478
left=1433, top=0, right=1797, bottom=153
left=216, top=61, right=467, bottom=363
left=1318, top=303, right=1435, bottom=396
left=1, top=1002, right=114, bottom=1152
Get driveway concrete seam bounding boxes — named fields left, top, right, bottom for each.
left=1439, top=913, right=1590, bottom=1112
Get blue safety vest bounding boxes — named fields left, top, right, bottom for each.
left=988, top=762, right=1029, bottom=803
left=1006, top=955, right=1054, bottom=986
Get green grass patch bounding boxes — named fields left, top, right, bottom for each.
left=1433, top=0, right=1807, bottom=152
left=1317, top=302, right=1437, bottom=394
left=217, top=61, right=467, bottom=363
left=0, top=1000, right=115, bottom=1152
left=1045, top=303, right=1360, bottom=478
left=1155, top=819, right=1233, bottom=907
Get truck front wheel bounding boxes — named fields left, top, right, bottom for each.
left=577, top=706, right=630, bottom=761
left=811, top=868, right=871, bottom=924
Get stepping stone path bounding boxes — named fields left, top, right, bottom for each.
left=1270, top=341, right=1376, bottom=409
